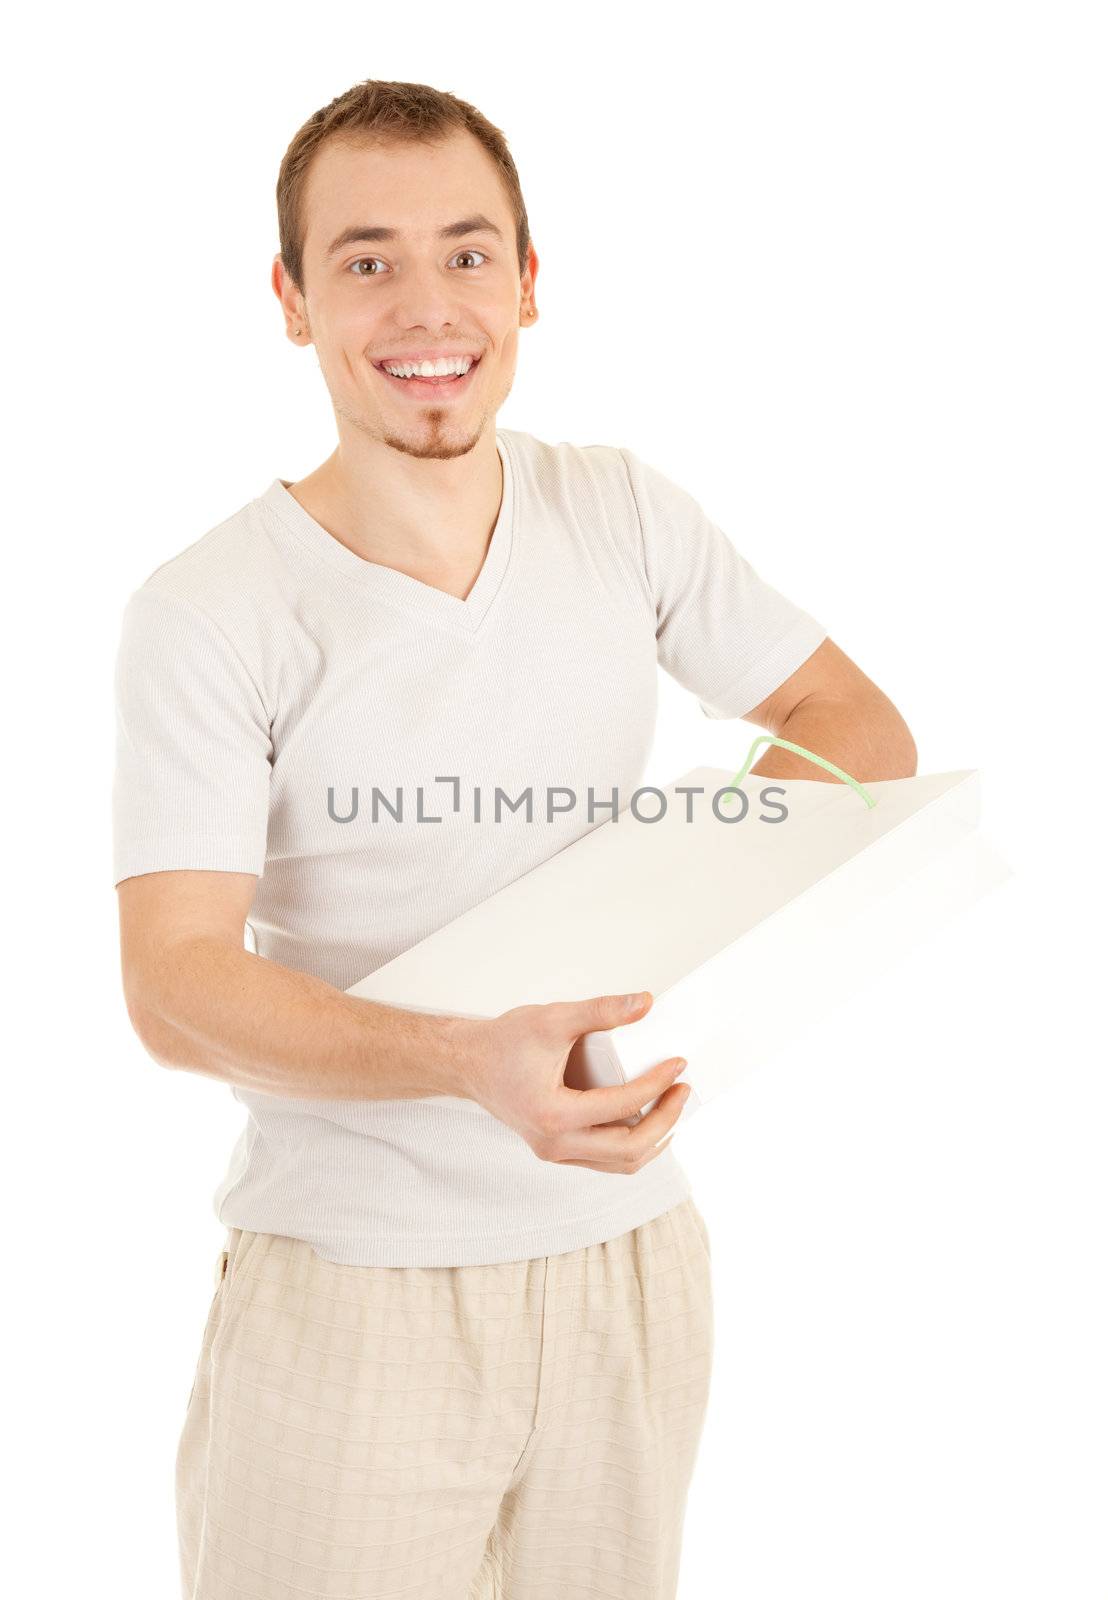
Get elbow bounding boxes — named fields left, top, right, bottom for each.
left=122, top=981, right=188, bottom=1071
left=125, top=1006, right=176, bottom=1070
left=871, top=702, right=918, bottom=780
left=827, top=690, right=917, bottom=781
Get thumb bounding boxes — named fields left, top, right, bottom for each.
left=563, top=991, right=653, bottom=1035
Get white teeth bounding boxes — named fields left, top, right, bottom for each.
left=382, top=357, right=474, bottom=378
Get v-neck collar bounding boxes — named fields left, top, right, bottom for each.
left=260, top=432, right=516, bottom=635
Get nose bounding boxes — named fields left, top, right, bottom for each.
left=389, top=266, right=466, bottom=334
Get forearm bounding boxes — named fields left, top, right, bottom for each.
left=750, top=691, right=918, bottom=783
left=130, top=935, right=486, bottom=1102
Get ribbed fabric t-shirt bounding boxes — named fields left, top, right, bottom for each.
left=112, top=427, right=828, bottom=1265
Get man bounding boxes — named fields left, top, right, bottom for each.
left=113, top=79, right=915, bottom=1600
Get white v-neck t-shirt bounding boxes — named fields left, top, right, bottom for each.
left=112, top=427, right=828, bottom=1265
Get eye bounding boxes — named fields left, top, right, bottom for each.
left=348, top=249, right=489, bottom=278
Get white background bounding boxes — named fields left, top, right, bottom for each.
left=5, top=3, right=1105, bottom=1596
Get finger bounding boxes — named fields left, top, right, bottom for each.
left=559, top=1056, right=688, bottom=1130
left=544, top=990, right=654, bottom=1041
left=559, top=1131, right=679, bottom=1173
left=554, top=1081, right=691, bottom=1165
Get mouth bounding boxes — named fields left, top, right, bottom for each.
left=372, top=354, right=482, bottom=397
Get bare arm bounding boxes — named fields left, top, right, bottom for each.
left=740, top=637, right=918, bottom=782
left=117, top=868, right=482, bottom=1102
left=115, top=868, right=691, bottom=1174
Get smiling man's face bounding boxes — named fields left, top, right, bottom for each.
left=275, top=129, right=538, bottom=462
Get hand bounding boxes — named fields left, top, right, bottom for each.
left=461, top=992, right=690, bottom=1174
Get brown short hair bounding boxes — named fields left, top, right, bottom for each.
left=276, top=79, right=531, bottom=295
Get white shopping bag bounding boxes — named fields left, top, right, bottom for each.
left=346, top=736, right=1011, bottom=1129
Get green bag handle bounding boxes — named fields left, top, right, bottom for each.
left=721, top=734, right=878, bottom=810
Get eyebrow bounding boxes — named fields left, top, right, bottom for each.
left=325, top=214, right=506, bottom=259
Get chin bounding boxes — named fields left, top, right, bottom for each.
left=379, top=423, right=486, bottom=461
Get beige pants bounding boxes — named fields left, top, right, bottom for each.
left=176, top=1196, right=714, bottom=1598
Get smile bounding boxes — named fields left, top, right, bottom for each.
left=372, top=355, right=482, bottom=396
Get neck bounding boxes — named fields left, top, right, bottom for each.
left=285, top=431, right=503, bottom=594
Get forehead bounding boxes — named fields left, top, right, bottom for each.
left=302, top=130, right=510, bottom=253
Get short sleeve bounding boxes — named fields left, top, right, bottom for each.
left=111, top=585, right=273, bottom=886
left=620, top=447, right=829, bottom=720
